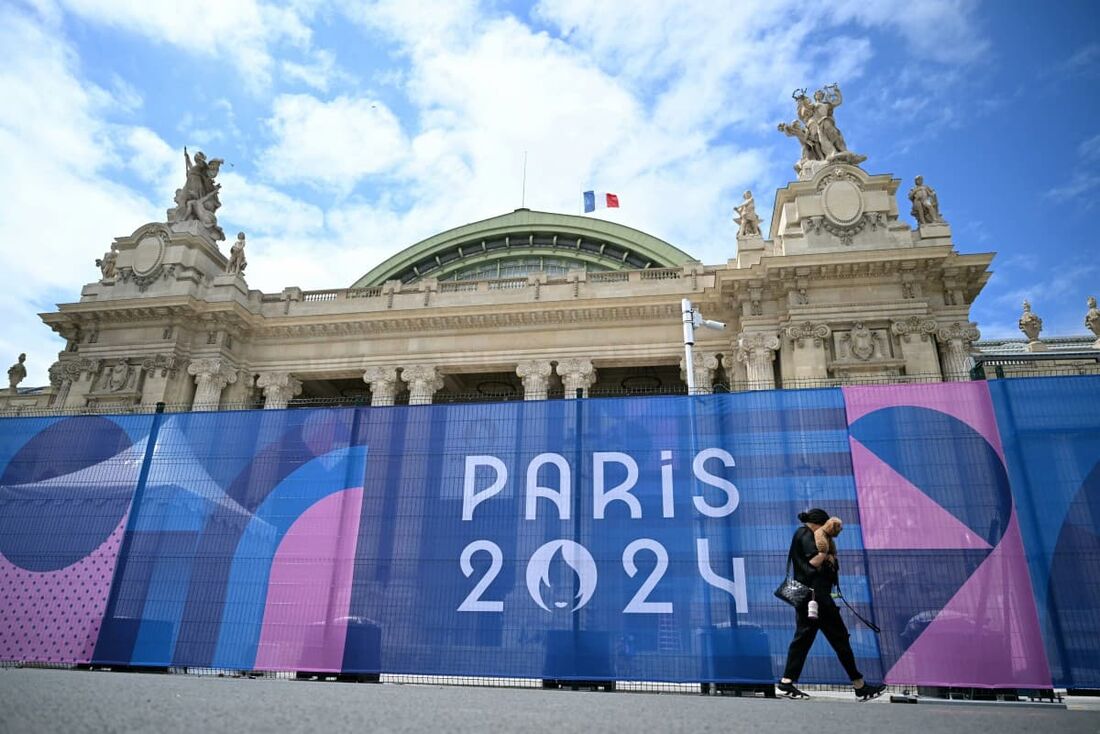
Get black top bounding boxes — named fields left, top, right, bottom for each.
left=788, top=525, right=836, bottom=596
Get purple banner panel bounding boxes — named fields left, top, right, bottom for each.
left=843, top=382, right=1051, bottom=688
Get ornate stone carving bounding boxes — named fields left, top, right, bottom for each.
left=226, top=232, right=248, bottom=275
left=257, top=371, right=302, bottom=410
left=96, top=247, right=117, bottom=279
left=736, top=332, right=780, bottom=390
left=1018, top=300, right=1045, bottom=351
left=140, top=354, right=180, bottom=378
left=891, top=316, right=938, bottom=343
left=841, top=322, right=878, bottom=361
left=363, top=366, right=400, bottom=406
left=187, top=358, right=238, bottom=410
left=679, top=351, right=720, bottom=393
left=779, top=84, right=866, bottom=178
left=1086, top=296, right=1100, bottom=348
left=516, top=360, right=553, bottom=401
left=7, top=353, right=26, bottom=393
left=785, top=322, right=831, bottom=348
left=47, top=360, right=64, bottom=389
left=556, top=358, right=596, bottom=398
left=733, top=190, right=762, bottom=238
left=402, top=364, right=445, bottom=405
left=936, top=322, right=981, bottom=382
left=105, top=361, right=131, bottom=392
left=118, top=257, right=177, bottom=293
left=168, top=147, right=226, bottom=241
left=908, top=175, right=944, bottom=226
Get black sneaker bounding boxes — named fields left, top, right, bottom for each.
left=777, top=681, right=810, bottom=699
left=855, top=682, right=886, bottom=701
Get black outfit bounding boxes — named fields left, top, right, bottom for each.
left=781, top=525, right=862, bottom=682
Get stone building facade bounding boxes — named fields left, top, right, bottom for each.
left=4, top=129, right=1098, bottom=414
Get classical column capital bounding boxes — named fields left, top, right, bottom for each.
left=257, top=371, right=303, bottom=410
left=679, top=350, right=720, bottom=393
left=935, top=321, right=981, bottom=347
left=188, top=358, right=237, bottom=410
left=936, top=321, right=981, bottom=382
left=735, top=332, right=780, bottom=363
left=402, top=364, right=445, bottom=405
left=735, top=332, right=779, bottom=391
left=556, top=358, right=596, bottom=398
left=187, top=358, right=238, bottom=387
left=783, top=322, right=831, bottom=348
left=516, top=360, right=553, bottom=401
left=363, top=366, right=400, bottom=406
left=891, top=316, right=938, bottom=343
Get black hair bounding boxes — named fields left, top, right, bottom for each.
left=798, top=508, right=830, bottom=525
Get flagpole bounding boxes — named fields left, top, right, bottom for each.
left=521, top=151, right=527, bottom=208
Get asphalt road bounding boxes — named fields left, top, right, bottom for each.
left=1, top=668, right=1098, bottom=734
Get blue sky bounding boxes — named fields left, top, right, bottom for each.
left=1, top=0, right=1098, bottom=383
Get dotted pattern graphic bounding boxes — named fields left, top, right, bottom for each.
left=0, top=516, right=127, bottom=664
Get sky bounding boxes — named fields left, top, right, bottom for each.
left=1, top=0, right=1098, bottom=385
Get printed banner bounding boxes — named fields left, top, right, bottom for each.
left=1, top=379, right=1096, bottom=687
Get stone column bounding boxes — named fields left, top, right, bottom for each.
left=736, top=332, right=780, bottom=391
left=363, top=366, right=400, bottom=406
left=783, top=322, right=831, bottom=387
left=516, top=360, right=553, bottom=401
left=402, top=364, right=444, bottom=406
left=62, top=359, right=100, bottom=409
left=936, top=322, right=980, bottom=382
left=556, top=358, right=596, bottom=398
left=891, top=317, right=941, bottom=380
left=679, top=351, right=719, bottom=394
left=187, top=358, right=237, bottom=411
left=257, top=371, right=303, bottom=410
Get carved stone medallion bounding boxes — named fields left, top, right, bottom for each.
left=133, top=231, right=168, bottom=276
left=821, top=179, right=864, bottom=227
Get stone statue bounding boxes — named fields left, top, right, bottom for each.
left=733, top=190, right=761, bottom=238
left=107, top=361, right=130, bottom=392
left=1018, top=300, right=1043, bottom=342
left=226, top=232, right=248, bottom=275
left=95, top=247, right=117, bottom=279
left=1086, top=296, right=1100, bottom=345
left=168, top=147, right=226, bottom=241
left=7, top=353, right=26, bottom=393
left=908, top=175, right=944, bottom=225
left=780, top=84, right=865, bottom=176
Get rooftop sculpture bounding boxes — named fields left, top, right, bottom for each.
left=779, top=83, right=866, bottom=179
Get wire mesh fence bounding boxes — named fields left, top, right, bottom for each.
left=0, top=373, right=1096, bottom=698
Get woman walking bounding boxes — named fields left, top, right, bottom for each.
left=777, top=508, right=886, bottom=701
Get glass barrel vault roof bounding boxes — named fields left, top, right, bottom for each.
left=351, top=209, right=698, bottom=286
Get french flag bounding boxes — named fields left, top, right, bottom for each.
left=583, top=191, right=620, bottom=213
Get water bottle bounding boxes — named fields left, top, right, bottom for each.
left=807, top=599, right=819, bottom=620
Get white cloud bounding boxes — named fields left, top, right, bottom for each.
left=0, top=5, right=160, bottom=383
left=56, top=0, right=314, bottom=90
left=260, top=94, right=409, bottom=190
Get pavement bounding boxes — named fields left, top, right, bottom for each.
left=1, top=668, right=1099, bottom=734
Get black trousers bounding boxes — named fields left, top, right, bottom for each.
left=781, top=596, right=862, bottom=682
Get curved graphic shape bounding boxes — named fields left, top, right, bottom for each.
left=0, top=516, right=128, bottom=663
left=253, top=488, right=364, bottom=672
left=844, top=385, right=1050, bottom=688
left=211, top=445, right=368, bottom=669
left=1045, top=461, right=1100, bottom=686
left=526, top=539, right=597, bottom=612
left=0, top=438, right=145, bottom=572
left=850, top=406, right=1012, bottom=546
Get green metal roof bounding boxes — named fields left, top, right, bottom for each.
left=351, top=209, right=697, bottom=287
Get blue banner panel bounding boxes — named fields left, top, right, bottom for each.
left=990, top=376, right=1100, bottom=688
left=345, top=390, right=880, bottom=684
